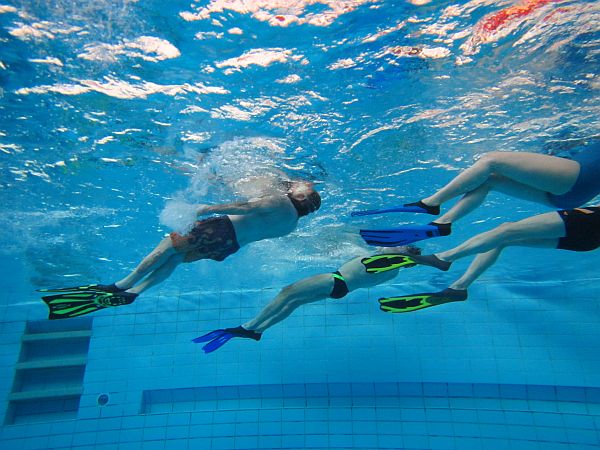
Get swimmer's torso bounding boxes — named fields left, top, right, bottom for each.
left=229, top=196, right=299, bottom=246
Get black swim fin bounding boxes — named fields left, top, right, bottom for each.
left=42, top=290, right=137, bottom=320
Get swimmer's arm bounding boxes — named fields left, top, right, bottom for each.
left=196, top=200, right=261, bottom=216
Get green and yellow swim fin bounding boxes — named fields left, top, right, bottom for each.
left=37, top=283, right=122, bottom=293
left=361, top=254, right=418, bottom=273
left=362, top=252, right=451, bottom=274
left=41, top=290, right=137, bottom=320
left=378, top=288, right=467, bottom=313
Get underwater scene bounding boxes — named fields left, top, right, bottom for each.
left=0, top=0, right=599, bottom=449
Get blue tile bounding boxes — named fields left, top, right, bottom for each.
left=397, top=382, right=422, bottom=396
left=163, top=440, right=187, bottom=450
left=562, top=413, right=595, bottom=430
left=453, top=421, right=480, bottom=437
left=167, top=413, right=190, bottom=426
left=281, top=420, right=303, bottom=434
left=504, top=411, right=534, bottom=426
left=377, top=434, right=404, bottom=449
left=283, top=383, right=306, bottom=397
left=213, top=410, right=236, bottom=423
left=212, top=436, right=236, bottom=450
left=351, top=407, right=376, bottom=421
left=429, top=435, right=457, bottom=450
left=402, top=434, right=430, bottom=449
left=329, top=383, right=352, bottom=396
left=118, top=442, right=142, bottom=450
left=500, top=384, right=527, bottom=399
left=72, top=432, right=97, bottom=446
left=526, top=385, right=556, bottom=401
left=479, top=437, right=511, bottom=450
left=120, top=428, right=144, bottom=442
left=142, top=426, right=166, bottom=441
left=281, top=434, right=305, bottom=448
left=305, top=383, right=328, bottom=397
left=234, top=435, right=259, bottom=449
left=566, top=428, right=600, bottom=445
left=477, top=410, right=506, bottom=424
left=473, top=383, right=500, bottom=398
left=187, top=437, right=212, bottom=449
left=235, top=421, right=258, bottom=436
left=532, top=412, right=564, bottom=427
left=165, top=426, right=189, bottom=440
left=328, top=433, right=353, bottom=448
left=96, top=430, right=120, bottom=445
left=556, top=400, right=588, bottom=414
left=258, top=435, right=282, bottom=448
left=305, top=434, right=328, bottom=448
left=353, top=434, right=378, bottom=448
left=556, top=386, right=586, bottom=402
left=351, top=382, right=375, bottom=396
left=139, top=440, right=165, bottom=450
left=448, top=383, right=474, bottom=397
left=305, top=420, right=328, bottom=434
left=452, top=408, right=478, bottom=423
left=585, top=388, right=600, bottom=403
left=46, top=434, right=73, bottom=449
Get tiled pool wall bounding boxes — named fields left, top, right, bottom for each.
left=0, top=280, right=598, bottom=449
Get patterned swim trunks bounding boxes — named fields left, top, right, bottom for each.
left=170, top=216, right=240, bottom=263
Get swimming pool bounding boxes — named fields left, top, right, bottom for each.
left=1, top=0, right=599, bottom=449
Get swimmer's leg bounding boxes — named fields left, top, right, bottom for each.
left=126, top=253, right=185, bottom=295
left=420, top=152, right=580, bottom=223
left=437, top=211, right=565, bottom=263
left=448, top=237, right=560, bottom=291
left=243, top=274, right=334, bottom=333
left=115, top=237, right=177, bottom=290
left=436, top=173, right=558, bottom=225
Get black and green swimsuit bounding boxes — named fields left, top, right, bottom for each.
left=330, top=271, right=350, bottom=299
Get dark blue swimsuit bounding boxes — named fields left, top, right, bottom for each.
left=547, top=141, right=600, bottom=209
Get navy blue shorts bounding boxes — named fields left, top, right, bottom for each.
left=557, top=207, right=600, bottom=252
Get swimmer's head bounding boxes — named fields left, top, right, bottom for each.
left=286, top=181, right=321, bottom=217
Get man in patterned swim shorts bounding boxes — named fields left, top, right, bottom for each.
left=116, top=181, right=320, bottom=297
left=40, top=181, right=321, bottom=319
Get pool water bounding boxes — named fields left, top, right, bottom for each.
left=0, top=1, right=599, bottom=449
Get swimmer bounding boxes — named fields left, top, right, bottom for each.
left=357, top=140, right=600, bottom=246
left=362, top=206, right=600, bottom=313
left=39, top=181, right=321, bottom=319
left=193, top=246, right=421, bottom=353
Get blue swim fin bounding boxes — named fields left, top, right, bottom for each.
left=360, top=223, right=450, bottom=247
left=192, top=326, right=262, bottom=354
left=351, top=201, right=439, bottom=217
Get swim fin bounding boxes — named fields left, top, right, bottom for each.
left=360, top=223, right=450, bottom=246
left=37, top=283, right=123, bottom=293
left=378, top=288, right=467, bottom=313
left=361, top=254, right=418, bottom=273
left=363, top=253, right=451, bottom=273
left=192, top=326, right=262, bottom=353
left=42, top=290, right=137, bottom=320
left=351, top=201, right=439, bottom=217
